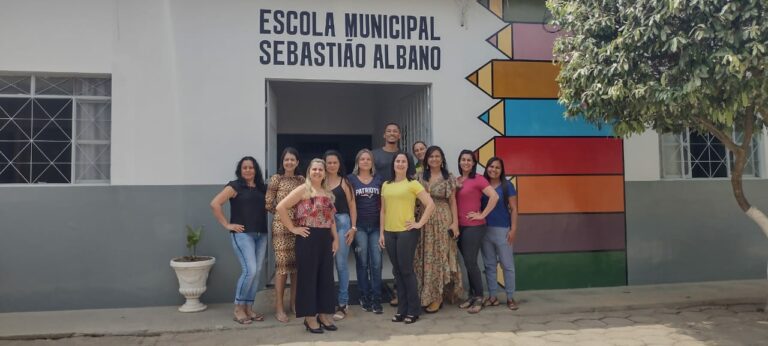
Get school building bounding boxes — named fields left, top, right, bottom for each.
left=1, top=0, right=766, bottom=313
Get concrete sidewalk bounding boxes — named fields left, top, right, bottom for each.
left=1, top=280, right=765, bottom=340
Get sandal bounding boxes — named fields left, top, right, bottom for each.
left=424, top=301, right=443, bottom=314
left=332, top=305, right=348, bottom=321
left=233, top=316, right=253, bottom=325
left=507, top=298, right=519, bottom=311
left=247, top=312, right=265, bottom=322
left=482, top=296, right=500, bottom=307
left=403, top=315, right=419, bottom=324
left=275, top=311, right=289, bottom=323
left=391, top=314, right=405, bottom=322
left=467, top=297, right=484, bottom=314
left=458, top=297, right=474, bottom=309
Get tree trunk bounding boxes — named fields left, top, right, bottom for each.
left=724, top=112, right=768, bottom=313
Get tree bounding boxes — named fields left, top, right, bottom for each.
left=547, top=0, right=768, bottom=239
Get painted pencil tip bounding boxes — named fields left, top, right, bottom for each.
left=476, top=138, right=496, bottom=167
left=487, top=25, right=513, bottom=59
left=478, top=0, right=504, bottom=20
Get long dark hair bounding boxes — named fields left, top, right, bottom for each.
left=422, top=145, right=449, bottom=181
left=235, top=156, right=266, bottom=192
left=387, top=151, right=413, bottom=184
left=277, top=147, right=300, bottom=175
left=412, top=140, right=426, bottom=158
left=323, top=149, right=353, bottom=191
left=483, top=156, right=511, bottom=210
left=457, top=149, right=478, bottom=179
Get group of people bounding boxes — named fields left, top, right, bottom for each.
left=210, top=122, right=519, bottom=333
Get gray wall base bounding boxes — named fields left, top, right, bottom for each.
left=626, top=180, right=768, bottom=284
left=2, top=181, right=767, bottom=312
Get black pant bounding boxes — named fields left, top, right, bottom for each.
left=459, top=225, right=487, bottom=297
left=295, top=227, right=336, bottom=317
left=384, top=229, right=420, bottom=317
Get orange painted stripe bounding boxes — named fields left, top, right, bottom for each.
left=492, top=61, right=559, bottom=99
left=518, top=175, right=625, bottom=214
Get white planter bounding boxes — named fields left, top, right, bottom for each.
left=170, top=256, right=216, bottom=312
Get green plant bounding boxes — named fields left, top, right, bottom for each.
left=185, top=225, right=203, bottom=261
left=547, top=0, right=768, bottom=238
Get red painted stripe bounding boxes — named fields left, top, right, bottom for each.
left=494, top=137, right=623, bottom=175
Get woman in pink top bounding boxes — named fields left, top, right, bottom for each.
left=455, top=150, right=499, bottom=314
left=276, top=159, right=340, bottom=334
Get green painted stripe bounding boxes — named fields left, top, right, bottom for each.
left=513, top=251, right=626, bottom=290
left=503, top=0, right=551, bottom=23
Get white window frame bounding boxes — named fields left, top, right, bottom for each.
left=660, top=127, right=762, bottom=180
left=0, top=74, right=111, bottom=185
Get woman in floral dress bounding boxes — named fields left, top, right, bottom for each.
left=414, top=145, right=464, bottom=313
left=266, top=147, right=305, bottom=322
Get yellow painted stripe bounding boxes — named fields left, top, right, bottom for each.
left=478, top=62, right=493, bottom=96
left=489, top=0, right=503, bottom=18
left=497, top=25, right=513, bottom=58
left=492, top=61, right=560, bottom=98
left=477, top=139, right=495, bottom=167
left=489, top=101, right=505, bottom=134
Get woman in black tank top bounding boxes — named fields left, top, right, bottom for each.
left=323, top=150, right=357, bottom=320
left=210, top=156, right=268, bottom=324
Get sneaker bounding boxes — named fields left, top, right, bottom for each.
left=332, top=305, right=348, bottom=321
left=360, top=297, right=372, bottom=312
left=506, top=298, right=519, bottom=311
left=372, top=301, right=383, bottom=314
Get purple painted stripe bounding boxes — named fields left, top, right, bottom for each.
left=514, top=213, right=626, bottom=253
left=512, top=23, right=561, bottom=61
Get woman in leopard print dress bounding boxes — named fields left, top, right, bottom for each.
left=266, top=147, right=305, bottom=322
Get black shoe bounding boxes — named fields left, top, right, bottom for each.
left=372, top=302, right=383, bottom=314
left=391, top=314, right=405, bottom=322
left=304, top=320, right=324, bottom=334
left=317, top=316, right=338, bottom=331
left=404, top=315, right=419, bottom=324
left=360, top=297, right=373, bottom=312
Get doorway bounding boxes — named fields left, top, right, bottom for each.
left=264, top=79, right=433, bottom=284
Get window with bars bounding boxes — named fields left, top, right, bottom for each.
left=660, top=128, right=761, bottom=179
left=0, top=74, right=111, bottom=184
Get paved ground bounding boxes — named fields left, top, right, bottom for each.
left=1, top=280, right=766, bottom=345
left=2, top=303, right=767, bottom=345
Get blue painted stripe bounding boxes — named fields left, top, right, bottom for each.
left=503, top=99, right=614, bottom=136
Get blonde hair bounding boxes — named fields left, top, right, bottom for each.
left=303, top=158, right=335, bottom=202
left=352, top=148, right=375, bottom=176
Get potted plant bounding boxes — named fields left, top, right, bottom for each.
left=170, top=225, right=216, bottom=312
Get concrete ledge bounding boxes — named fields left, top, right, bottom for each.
left=0, top=280, right=765, bottom=340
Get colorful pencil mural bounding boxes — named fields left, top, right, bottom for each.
left=470, top=0, right=627, bottom=290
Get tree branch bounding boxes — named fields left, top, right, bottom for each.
left=758, top=107, right=768, bottom=130
left=695, top=117, right=740, bottom=153
left=741, top=108, right=755, bottom=152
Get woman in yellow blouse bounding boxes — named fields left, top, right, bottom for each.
left=379, top=151, right=435, bottom=324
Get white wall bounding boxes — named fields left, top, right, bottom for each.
left=623, top=130, right=661, bottom=181
left=0, top=0, right=114, bottom=74
left=6, top=0, right=762, bottom=185
left=110, top=0, right=184, bottom=185
left=159, top=0, right=500, bottom=185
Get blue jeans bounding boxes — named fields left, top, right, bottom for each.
left=230, top=232, right=268, bottom=305
left=481, top=226, right=516, bottom=298
left=353, top=224, right=382, bottom=301
left=334, top=213, right=352, bottom=305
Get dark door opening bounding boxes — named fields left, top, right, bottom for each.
left=277, top=134, right=372, bottom=174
